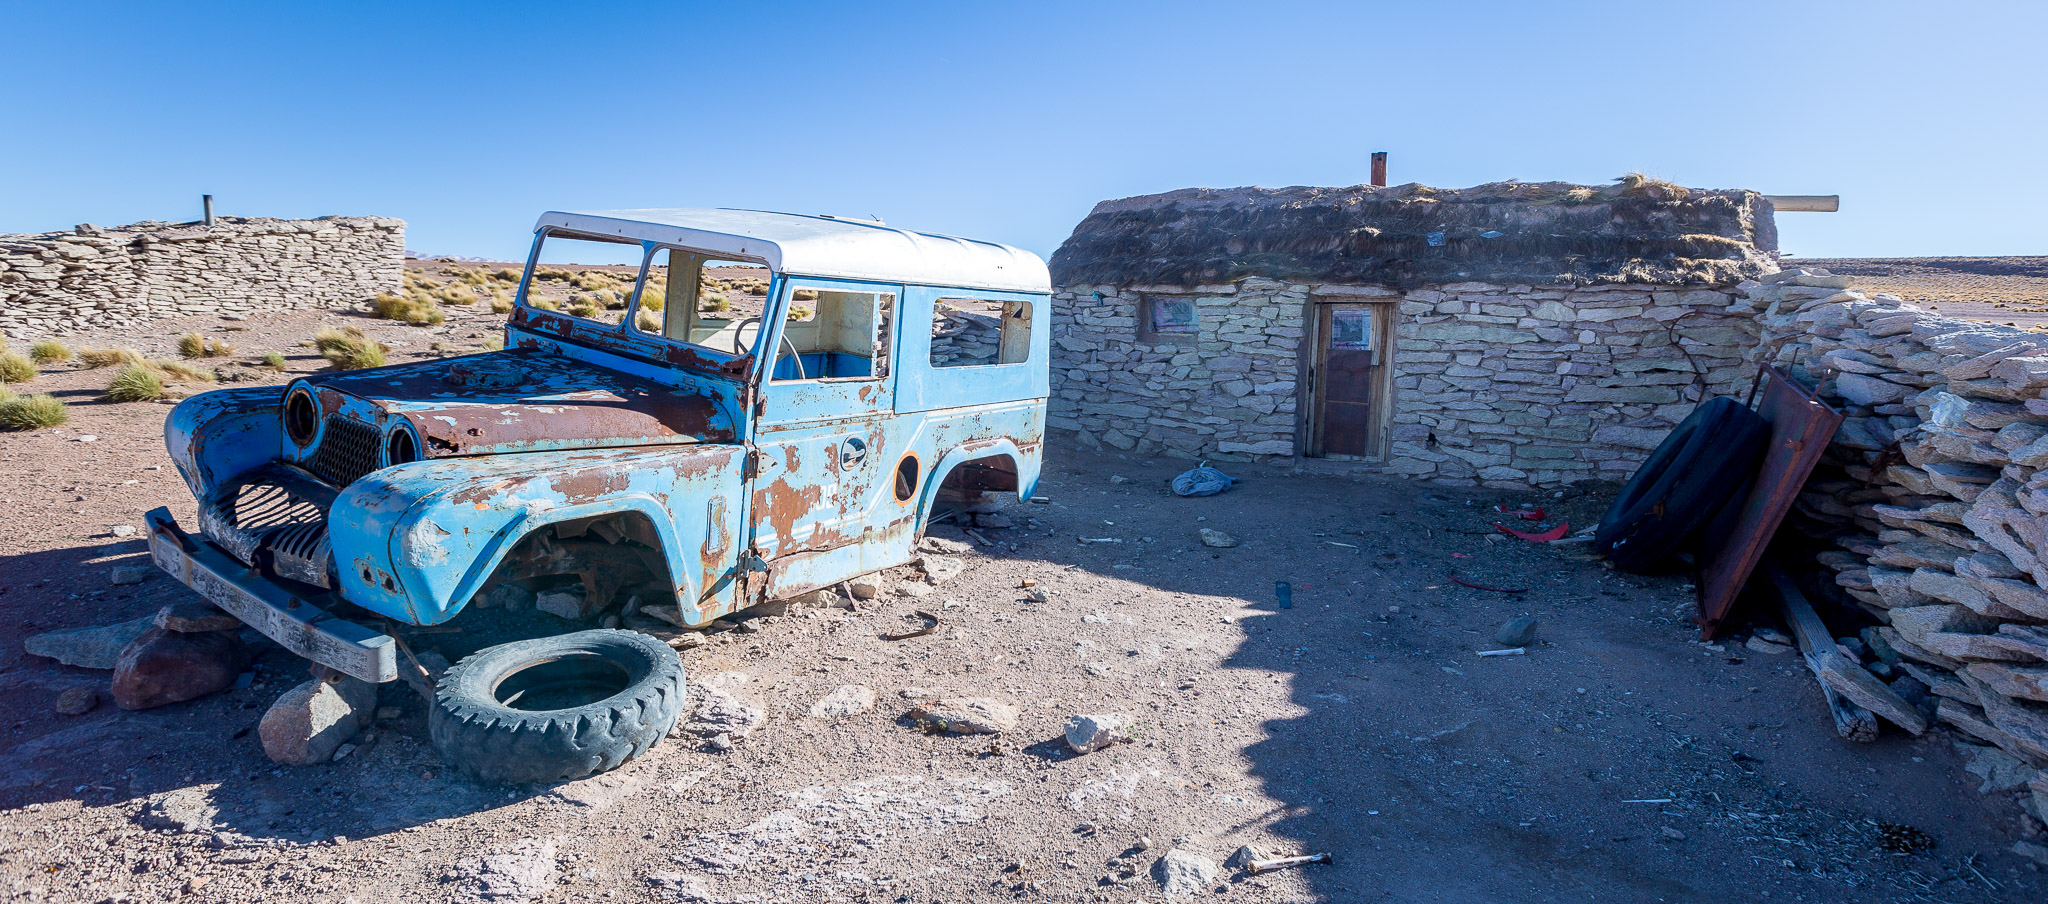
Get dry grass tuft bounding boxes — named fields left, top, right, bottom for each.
left=490, top=293, right=513, bottom=314
left=0, top=350, right=35, bottom=383
left=372, top=292, right=447, bottom=325
left=262, top=351, right=288, bottom=369
left=177, top=333, right=235, bottom=358
left=482, top=335, right=504, bottom=351
left=77, top=347, right=143, bottom=368
left=104, top=364, right=165, bottom=402
left=701, top=294, right=730, bottom=313
left=314, top=326, right=387, bottom=370
left=1617, top=171, right=1690, bottom=202
left=29, top=340, right=70, bottom=364
left=1564, top=187, right=1597, bottom=203
left=0, top=388, right=68, bottom=429
left=635, top=308, right=662, bottom=332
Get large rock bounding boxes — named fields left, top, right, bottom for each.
left=905, top=697, right=1018, bottom=734
left=259, top=677, right=378, bottom=765
left=1966, top=663, right=2048, bottom=704
left=1962, top=673, right=2048, bottom=763
left=110, top=627, right=247, bottom=710
left=1064, top=714, right=1125, bottom=753
left=1154, top=849, right=1219, bottom=898
left=1908, top=568, right=2035, bottom=620
left=23, top=615, right=156, bottom=669
left=1834, top=373, right=1912, bottom=406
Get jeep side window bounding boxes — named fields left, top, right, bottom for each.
left=769, top=288, right=894, bottom=382
left=929, top=298, right=1032, bottom=367
left=631, top=247, right=774, bottom=356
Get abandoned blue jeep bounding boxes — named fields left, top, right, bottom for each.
left=146, top=210, right=1048, bottom=780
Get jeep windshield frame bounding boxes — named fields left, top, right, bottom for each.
left=512, top=227, right=778, bottom=381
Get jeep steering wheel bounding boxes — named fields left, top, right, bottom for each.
left=733, top=316, right=805, bottom=380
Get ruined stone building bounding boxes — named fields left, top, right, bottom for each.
left=1044, top=180, right=1779, bottom=487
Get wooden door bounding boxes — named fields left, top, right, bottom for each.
left=1311, top=303, right=1388, bottom=458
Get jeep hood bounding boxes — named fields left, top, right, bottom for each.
left=301, top=347, right=738, bottom=457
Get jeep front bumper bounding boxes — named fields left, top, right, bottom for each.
left=145, top=506, right=398, bottom=683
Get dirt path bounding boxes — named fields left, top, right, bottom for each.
left=0, top=304, right=2038, bottom=903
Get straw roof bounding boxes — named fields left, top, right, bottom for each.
left=1049, top=179, right=1776, bottom=290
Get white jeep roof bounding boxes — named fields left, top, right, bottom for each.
left=535, top=208, right=1050, bottom=294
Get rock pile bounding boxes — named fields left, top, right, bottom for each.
left=1748, top=269, right=2048, bottom=837
left=0, top=216, right=404, bottom=337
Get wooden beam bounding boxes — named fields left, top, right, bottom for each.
left=1763, top=195, right=1839, bottom=212
left=1763, top=562, right=1929, bottom=737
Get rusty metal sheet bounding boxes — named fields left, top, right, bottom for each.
left=1694, top=366, right=1844, bottom=639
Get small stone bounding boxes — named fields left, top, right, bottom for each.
left=847, top=573, right=884, bottom=600
left=1109, top=476, right=1133, bottom=484
left=111, top=627, right=247, bottom=710
left=54, top=688, right=96, bottom=715
left=108, top=566, right=150, bottom=586
left=23, top=615, right=156, bottom=669
left=1064, top=713, right=1125, bottom=753
left=1198, top=528, right=1239, bottom=548
left=905, top=696, right=1018, bottom=734
left=1154, top=849, right=1219, bottom=898
left=108, top=525, right=137, bottom=538
left=153, top=601, right=240, bottom=634
left=1224, top=845, right=1266, bottom=870
left=894, top=583, right=933, bottom=599
left=534, top=587, right=593, bottom=620
left=681, top=685, right=766, bottom=739
left=139, top=788, right=218, bottom=834
left=1495, top=617, right=1538, bottom=647
left=706, top=732, right=735, bottom=752
left=1744, top=635, right=1794, bottom=656
left=1660, top=826, right=1687, bottom=841
left=810, top=684, right=877, bottom=718
left=76, top=434, right=98, bottom=443
left=1084, top=662, right=1112, bottom=677
left=919, top=555, right=965, bottom=585
left=1753, top=626, right=1792, bottom=645
left=259, top=677, right=377, bottom=765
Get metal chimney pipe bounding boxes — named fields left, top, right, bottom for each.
left=1370, top=152, right=1387, bottom=187
left=202, top=194, right=215, bottom=227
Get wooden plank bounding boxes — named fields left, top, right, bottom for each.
left=1764, top=562, right=1929, bottom=736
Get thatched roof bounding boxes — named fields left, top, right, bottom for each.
left=1049, top=179, right=1777, bottom=290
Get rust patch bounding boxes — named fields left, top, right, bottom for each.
left=701, top=495, right=731, bottom=584
left=549, top=467, right=634, bottom=503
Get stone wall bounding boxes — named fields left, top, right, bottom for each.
left=0, top=216, right=405, bottom=338
left=1750, top=271, right=2048, bottom=838
left=1049, top=277, right=1756, bottom=488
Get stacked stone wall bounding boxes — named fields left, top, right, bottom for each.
left=1048, top=277, right=1755, bottom=488
left=0, top=216, right=405, bottom=338
left=1750, top=270, right=2048, bottom=831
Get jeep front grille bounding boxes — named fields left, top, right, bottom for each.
left=306, top=415, right=383, bottom=488
left=196, top=465, right=337, bottom=588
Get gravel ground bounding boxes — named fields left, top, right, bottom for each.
left=0, top=301, right=2041, bottom=903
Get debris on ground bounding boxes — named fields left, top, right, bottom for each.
left=1171, top=462, right=1236, bottom=497
left=882, top=610, right=941, bottom=641
left=847, top=573, right=884, bottom=600
left=53, top=687, right=96, bottom=715
left=905, top=696, right=1017, bottom=734
left=1154, top=848, right=1219, bottom=897
left=1494, top=522, right=1570, bottom=542
left=1198, top=528, right=1238, bottom=548
left=1224, top=844, right=1267, bottom=870
left=1496, top=616, right=1538, bottom=647
left=1245, top=852, right=1333, bottom=874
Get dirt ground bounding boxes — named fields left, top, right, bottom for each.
left=1, top=297, right=2043, bottom=903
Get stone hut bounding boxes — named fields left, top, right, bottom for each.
left=1045, top=180, right=1779, bottom=487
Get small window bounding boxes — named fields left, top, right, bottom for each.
left=929, top=298, right=1032, bottom=368
left=1142, top=296, right=1198, bottom=341
left=769, top=287, right=894, bottom=382
left=630, top=247, right=774, bottom=356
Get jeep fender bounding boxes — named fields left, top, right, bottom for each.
left=916, top=437, right=1040, bottom=528
left=329, top=445, right=746, bottom=626
left=164, top=386, right=287, bottom=499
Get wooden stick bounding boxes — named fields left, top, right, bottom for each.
left=1762, top=562, right=1925, bottom=738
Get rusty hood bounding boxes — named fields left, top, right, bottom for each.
left=301, top=347, right=737, bottom=457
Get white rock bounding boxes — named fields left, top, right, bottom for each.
left=918, top=554, right=965, bottom=584
left=259, top=677, right=377, bottom=766
left=810, top=685, right=876, bottom=718
left=1063, top=713, right=1125, bottom=753
left=1154, top=849, right=1219, bottom=898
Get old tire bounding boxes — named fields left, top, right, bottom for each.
left=428, top=629, right=684, bottom=784
left=1594, top=397, right=1770, bottom=574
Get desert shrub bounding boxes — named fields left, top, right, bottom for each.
left=262, top=351, right=287, bottom=369
left=490, top=293, right=513, bottom=314
left=493, top=268, right=522, bottom=283
left=436, top=285, right=476, bottom=306
left=77, top=347, right=143, bottom=368
left=701, top=294, right=730, bottom=312
left=151, top=359, right=216, bottom=382
left=639, top=284, right=667, bottom=312
left=313, top=326, right=387, bottom=370
left=29, top=340, right=70, bottom=364
left=372, top=292, right=446, bottom=325
left=743, top=281, right=768, bottom=296
left=104, top=364, right=164, bottom=402
left=177, top=332, right=205, bottom=358
left=0, top=350, right=35, bottom=383
left=788, top=306, right=813, bottom=321
left=454, top=268, right=490, bottom=286
left=792, top=289, right=819, bottom=302
left=1564, top=187, right=1596, bottom=204
left=0, top=391, right=67, bottom=429
left=1617, top=171, right=1690, bottom=202
left=567, top=299, right=600, bottom=318
left=635, top=308, right=662, bottom=332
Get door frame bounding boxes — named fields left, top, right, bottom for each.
left=1302, top=300, right=1394, bottom=460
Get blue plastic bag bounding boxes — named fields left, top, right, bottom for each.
left=1172, top=462, right=1237, bottom=497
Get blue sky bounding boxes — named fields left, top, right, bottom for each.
left=4, top=1, right=2042, bottom=261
